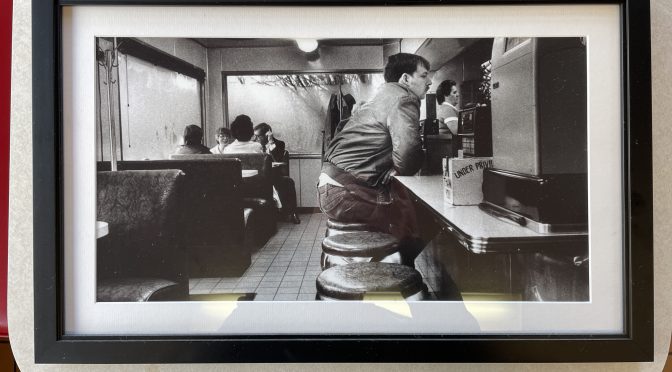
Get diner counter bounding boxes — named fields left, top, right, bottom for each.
left=393, top=175, right=588, bottom=254
left=395, top=175, right=589, bottom=301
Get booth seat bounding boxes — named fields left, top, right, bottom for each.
left=96, top=170, right=188, bottom=301
left=170, top=153, right=277, bottom=246
left=98, top=159, right=249, bottom=277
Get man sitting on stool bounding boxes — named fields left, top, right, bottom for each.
left=254, top=122, right=300, bottom=224
left=317, top=53, right=431, bottom=265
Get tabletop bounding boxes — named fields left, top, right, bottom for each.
left=96, top=221, right=109, bottom=239
left=242, top=169, right=258, bottom=178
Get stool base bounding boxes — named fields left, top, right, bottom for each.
left=317, top=290, right=427, bottom=301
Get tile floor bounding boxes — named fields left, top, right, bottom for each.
left=188, top=212, right=440, bottom=301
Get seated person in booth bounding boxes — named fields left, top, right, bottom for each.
left=435, top=79, right=460, bottom=135
left=223, top=115, right=264, bottom=154
left=254, top=123, right=300, bottom=224
left=253, top=122, right=285, bottom=162
left=318, top=52, right=430, bottom=264
left=210, top=127, right=233, bottom=154
left=174, top=124, right=211, bottom=155
left=225, top=115, right=288, bottom=222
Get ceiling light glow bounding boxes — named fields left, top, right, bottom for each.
left=296, top=39, right=318, bottom=53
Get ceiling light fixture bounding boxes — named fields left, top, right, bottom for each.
left=296, top=39, right=318, bottom=53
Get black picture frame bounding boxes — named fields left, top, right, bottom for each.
left=33, top=0, right=653, bottom=364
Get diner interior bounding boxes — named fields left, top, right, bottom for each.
left=95, top=36, right=589, bottom=303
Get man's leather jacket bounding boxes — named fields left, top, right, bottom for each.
left=324, top=82, right=424, bottom=188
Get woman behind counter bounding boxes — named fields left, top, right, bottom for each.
left=436, top=79, right=460, bottom=135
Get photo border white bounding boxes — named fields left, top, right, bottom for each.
left=61, top=4, right=623, bottom=335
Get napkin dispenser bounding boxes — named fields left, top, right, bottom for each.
left=443, top=156, right=493, bottom=205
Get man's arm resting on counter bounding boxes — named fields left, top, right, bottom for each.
left=388, top=96, right=424, bottom=176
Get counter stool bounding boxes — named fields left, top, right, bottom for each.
left=321, top=231, right=402, bottom=270
left=316, top=262, right=427, bottom=301
left=326, top=218, right=381, bottom=237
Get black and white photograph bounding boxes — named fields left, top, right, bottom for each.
left=19, top=2, right=658, bottom=364
left=49, top=3, right=634, bottom=342
left=93, top=36, right=589, bottom=304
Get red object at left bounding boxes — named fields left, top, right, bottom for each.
left=0, top=0, right=14, bottom=340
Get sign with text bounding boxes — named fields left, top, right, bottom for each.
left=443, top=157, right=493, bottom=205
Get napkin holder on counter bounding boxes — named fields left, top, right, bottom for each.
left=443, top=156, right=493, bottom=205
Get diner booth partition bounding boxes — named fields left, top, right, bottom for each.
left=98, top=158, right=250, bottom=278
left=169, top=153, right=278, bottom=244
left=96, top=169, right=188, bottom=301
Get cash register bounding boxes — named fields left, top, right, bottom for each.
left=421, top=97, right=493, bottom=174
left=456, top=105, right=492, bottom=157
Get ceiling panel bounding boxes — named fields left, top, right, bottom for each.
left=191, top=38, right=400, bottom=49
left=414, top=38, right=484, bottom=71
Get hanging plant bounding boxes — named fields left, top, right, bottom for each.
left=235, top=73, right=371, bottom=90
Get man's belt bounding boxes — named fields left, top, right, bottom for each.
left=321, top=162, right=370, bottom=188
left=321, top=162, right=392, bottom=205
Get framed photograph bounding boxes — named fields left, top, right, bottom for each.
left=33, top=0, right=653, bottom=363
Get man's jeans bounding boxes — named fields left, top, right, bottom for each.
left=317, top=183, right=392, bottom=234
left=317, top=181, right=424, bottom=265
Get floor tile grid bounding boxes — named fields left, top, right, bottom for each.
left=289, top=213, right=325, bottom=300
left=257, top=221, right=306, bottom=300
left=190, top=212, right=437, bottom=300
left=190, top=213, right=324, bottom=300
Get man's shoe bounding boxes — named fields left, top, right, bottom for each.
left=290, top=213, right=301, bottom=224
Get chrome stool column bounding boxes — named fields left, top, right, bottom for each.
left=325, top=218, right=379, bottom=237
left=320, top=231, right=402, bottom=270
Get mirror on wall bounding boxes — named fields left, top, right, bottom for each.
left=225, top=72, right=385, bottom=154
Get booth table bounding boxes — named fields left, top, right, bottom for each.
left=241, top=169, right=258, bottom=178
left=96, top=221, right=109, bottom=239
left=393, top=175, right=589, bottom=302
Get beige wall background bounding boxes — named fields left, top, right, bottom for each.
left=8, top=1, right=672, bottom=371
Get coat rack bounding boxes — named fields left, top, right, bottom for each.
left=98, top=38, right=121, bottom=171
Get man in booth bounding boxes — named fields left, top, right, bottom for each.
left=253, top=123, right=285, bottom=162
left=318, top=52, right=430, bottom=264
left=174, top=125, right=211, bottom=155
left=253, top=122, right=300, bottom=224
